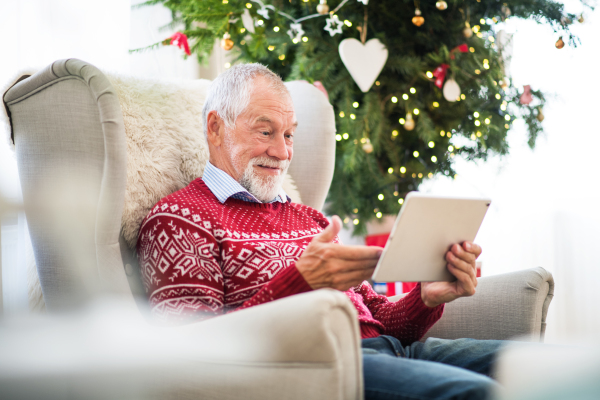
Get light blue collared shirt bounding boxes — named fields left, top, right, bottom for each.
left=202, top=161, right=290, bottom=204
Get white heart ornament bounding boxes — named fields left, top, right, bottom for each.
left=241, top=9, right=256, bottom=34
left=443, top=79, right=461, bottom=102
left=339, top=38, right=388, bottom=93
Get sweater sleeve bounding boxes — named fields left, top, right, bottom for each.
left=356, top=282, right=444, bottom=344
left=137, top=211, right=312, bottom=324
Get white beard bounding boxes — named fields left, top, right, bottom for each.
left=239, top=156, right=290, bottom=203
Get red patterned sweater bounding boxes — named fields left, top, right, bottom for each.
left=137, top=178, right=444, bottom=342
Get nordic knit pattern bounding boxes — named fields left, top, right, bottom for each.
left=137, top=178, right=444, bottom=342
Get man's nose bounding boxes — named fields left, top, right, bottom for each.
left=267, top=134, right=290, bottom=160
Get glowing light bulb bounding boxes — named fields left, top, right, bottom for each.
left=448, top=145, right=454, bottom=152
left=440, top=130, right=445, bottom=137
left=428, top=141, right=435, bottom=148
left=278, top=54, right=285, bottom=60
left=392, top=130, right=399, bottom=137
left=410, top=87, right=416, bottom=94
left=484, top=118, right=490, bottom=124
left=350, top=114, right=356, bottom=119
left=344, top=20, right=352, bottom=27
left=273, top=26, right=280, bottom=32
left=400, top=166, right=406, bottom=173
left=426, top=71, right=433, bottom=78
left=470, top=47, right=475, bottom=52
left=431, top=156, right=437, bottom=162
left=505, top=115, right=511, bottom=121
left=391, top=96, right=398, bottom=103
left=495, top=94, right=501, bottom=100
left=413, top=151, right=420, bottom=158
left=339, top=111, right=345, bottom=118
left=475, top=120, right=481, bottom=126
left=378, top=194, right=384, bottom=200
left=388, top=167, right=394, bottom=174
left=342, top=133, right=349, bottom=140
left=461, top=94, right=466, bottom=100
left=268, top=45, right=275, bottom=51
left=402, top=94, right=409, bottom=100
left=471, top=134, right=476, bottom=140
left=418, top=173, right=423, bottom=178
left=353, top=219, right=359, bottom=225
left=376, top=212, right=383, bottom=218
left=398, top=198, right=404, bottom=205
left=433, top=102, right=439, bottom=107
left=224, top=62, right=231, bottom=69
left=414, top=108, right=420, bottom=115
left=335, top=134, right=342, bottom=141
left=302, top=36, right=308, bottom=42
left=474, top=112, right=480, bottom=118
left=246, top=3, right=252, bottom=8
left=353, top=102, right=359, bottom=108
left=399, top=118, right=406, bottom=124
left=476, top=131, right=482, bottom=137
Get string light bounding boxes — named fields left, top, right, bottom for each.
left=224, top=62, right=231, bottom=68
left=484, top=118, right=490, bottom=124
left=344, top=20, right=352, bottom=27
left=353, top=102, right=359, bottom=108
left=278, top=54, right=285, bottom=60
left=273, top=26, right=280, bottom=32
left=471, top=134, right=476, bottom=140
left=350, top=114, right=356, bottom=119
left=335, top=134, right=342, bottom=141
left=342, top=133, right=349, bottom=139
left=428, top=141, right=435, bottom=148
left=431, top=156, right=437, bottom=162
left=391, top=96, right=398, bottom=103
left=240, top=28, right=246, bottom=33
left=448, top=145, right=454, bottom=152
left=460, top=94, right=466, bottom=100
left=448, top=132, right=452, bottom=137
left=428, top=172, right=433, bottom=178
left=257, top=20, right=264, bottom=26
left=246, top=2, right=252, bottom=8
left=394, top=191, right=399, bottom=196
left=469, top=47, right=475, bottom=52
left=410, top=87, right=416, bottom=94
left=426, top=71, right=433, bottom=78
left=353, top=218, right=359, bottom=225
left=399, top=118, right=406, bottom=124
left=501, top=104, right=507, bottom=111
left=473, top=25, right=480, bottom=33
left=505, top=115, right=511, bottom=121
left=475, top=69, right=481, bottom=75
left=339, top=111, right=345, bottom=117
left=402, top=94, right=409, bottom=100
left=505, top=124, right=509, bottom=129
left=223, top=0, right=228, bottom=3
left=293, top=38, right=299, bottom=43
left=268, top=45, right=275, bottom=51
left=476, top=131, right=482, bottom=137
left=302, top=36, right=308, bottom=42
left=418, top=173, right=423, bottom=178
left=489, top=36, right=495, bottom=43
left=376, top=212, right=383, bottom=218
left=440, top=130, right=445, bottom=137
left=343, top=217, right=349, bottom=223
left=433, top=102, right=439, bottom=107
left=413, top=151, right=420, bottom=157
left=400, top=166, right=406, bottom=173
left=475, top=120, right=481, bottom=126
left=414, top=108, right=420, bottom=115
left=360, top=137, right=367, bottom=143
left=495, top=94, right=501, bottom=99
left=480, top=18, right=485, bottom=24
left=412, top=173, right=416, bottom=178
left=375, top=81, right=381, bottom=86
left=474, top=112, right=480, bottom=118
left=398, top=198, right=404, bottom=205
left=378, top=194, right=384, bottom=200
left=392, top=130, right=399, bottom=137
left=388, top=167, right=394, bottom=174
left=353, top=208, right=358, bottom=213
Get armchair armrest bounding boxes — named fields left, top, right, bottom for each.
left=422, top=267, right=554, bottom=342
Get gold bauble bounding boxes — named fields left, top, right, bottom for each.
left=555, top=37, right=565, bottom=49
left=362, top=139, right=374, bottom=153
left=463, top=22, right=473, bottom=38
left=412, top=8, right=425, bottom=27
left=436, top=1, right=448, bottom=10
left=579, top=14, right=585, bottom=23
left=404, top=114, right=415, bottom=131
left=536, top=107, right=545, bottom=122
left=316, top=0, right=329, bottom=15
left=221, top=32, right=234, bottom=51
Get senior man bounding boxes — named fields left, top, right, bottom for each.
left=137, top=64, right=503, bottom=400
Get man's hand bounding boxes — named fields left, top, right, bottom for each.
left=296, top=215, right=382, bottom=291
left=420, top=242, right=482, bottom=307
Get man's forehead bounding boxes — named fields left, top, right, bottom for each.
left=255, top=115, right=298, bottom=127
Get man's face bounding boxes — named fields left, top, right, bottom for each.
left=220, top=78, right=297, bottom=202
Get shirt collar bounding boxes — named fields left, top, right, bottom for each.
left=202, top=161, right=290, bottom=204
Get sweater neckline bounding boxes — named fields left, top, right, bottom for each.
left=194, top=178, right=286, bottom=211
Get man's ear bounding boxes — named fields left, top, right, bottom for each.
left=206, top=110, right=224, bottom=147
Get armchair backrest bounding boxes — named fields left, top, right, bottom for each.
left=3, top=58, right=336, bottom=311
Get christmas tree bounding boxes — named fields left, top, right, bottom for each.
left=133, top=0, right=588, bottom=233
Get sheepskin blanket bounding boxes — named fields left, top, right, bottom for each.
left=2, top=67, right=302, bottom=311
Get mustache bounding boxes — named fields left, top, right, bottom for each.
left=250, top=157, right=290, bottom=170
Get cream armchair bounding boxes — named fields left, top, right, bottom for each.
left=1, top=59, right=553, bottom=399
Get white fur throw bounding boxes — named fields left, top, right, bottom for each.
left=106, top=74, right=302, bottom=249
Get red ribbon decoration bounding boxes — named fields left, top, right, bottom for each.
left=432, top=64, right=449, bottom=89
left=450, top=43, right=469, bottom=59
left=520, top=85, right=533, bottom=105
left=168, top=32, right=191, bottom=56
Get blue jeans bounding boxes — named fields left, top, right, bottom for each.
left=362, top=336, right=504, bottom=400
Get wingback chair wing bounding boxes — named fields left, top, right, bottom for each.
left=2, top=58, right=553, bottom=399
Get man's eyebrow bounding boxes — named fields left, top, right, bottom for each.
left=255, top=116, right=299, bottom=128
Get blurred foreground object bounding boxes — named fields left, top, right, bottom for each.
left=2, top=58, right=554, bottom=398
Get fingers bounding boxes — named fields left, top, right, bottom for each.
left=325, top=244, right=383, bottom=261
left=447, top=264, right=476, bottom=295
left=461, top=241, right=482, bottom=258
left=450, top=244, right=476, bottom=265
left=313, top=215, right=342, bottom=244
left=330, top=268, right=374, bottom=291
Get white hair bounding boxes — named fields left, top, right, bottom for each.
left=202, top=63, right=289, bottom=138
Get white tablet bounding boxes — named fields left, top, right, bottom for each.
left=371, top=192, right=491, bottom=282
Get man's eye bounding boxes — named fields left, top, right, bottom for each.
left=261, top=131, right=270, bottom=136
